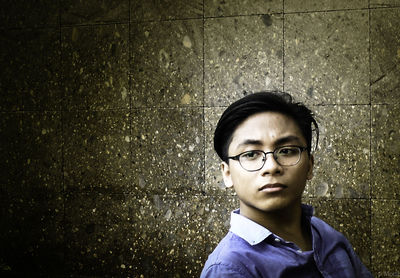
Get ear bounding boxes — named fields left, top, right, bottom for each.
left=221, top=161, right=233, bottom=188
left=307, top=154, right=314, bottom=180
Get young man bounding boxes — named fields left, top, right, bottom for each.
left=201, top=92, right=372, bottom=277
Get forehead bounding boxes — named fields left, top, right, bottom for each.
left=229, top=112, right=305, bottom=150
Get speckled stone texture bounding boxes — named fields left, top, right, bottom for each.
left=0, top=28, right=61, bottom=111
left=62, top=24, right=129, bottom=110
left=204, top=0, right=283, bottom=16
left=285, top=0, right=368, bottom=12
left=131, top=0, right=203, bottom=21
left=1, top=1, right=399, bottom=277
left=205, top=15, right=283, bottom=106
left=63, top=110, right=131, bottom=193
left=131, top=108, right=204, bottom=195
left=205, top=107, right=227, bottom=193
left=370, top=0, right=400, bottom=7
left=131, top=20, right=203, bottom=107
left=61, top=0, right=129, bottom=24
left=372, top=200, right=400, bottom=275
left=311, top=105, right=370, bottom=198
left=370, top=8, right=400, bottom=104
left=372, top=105, right=400, bottom=199
left=0, top=0, right=59, bottom=28
left=285, top=10, right=369, bottom=104
left=0, top=112, right=64, bottom=276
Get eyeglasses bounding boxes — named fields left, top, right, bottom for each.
left=228, top=146, right=308, bottom=172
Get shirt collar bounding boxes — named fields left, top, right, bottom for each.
left=229, top=204, right=314, bottom=246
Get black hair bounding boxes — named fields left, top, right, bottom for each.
left=213, top=91, right=319, bottom=162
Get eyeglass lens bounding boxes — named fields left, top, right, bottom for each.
left=239, top=147, right=302, bottom=171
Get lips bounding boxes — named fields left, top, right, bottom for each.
left=258, top=183, right=287, bottom=193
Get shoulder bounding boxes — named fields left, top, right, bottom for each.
left=311, top=216, right=346, bottom=239
left=200, top=262, right=250, bottom=278
left=311, top=216, right=351, bottom=248
left=201, top=232, right=255, bottom=278
left=310, top=216, right=373, bottom=277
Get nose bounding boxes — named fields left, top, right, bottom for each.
left=260, top=152, right=282, bottom=175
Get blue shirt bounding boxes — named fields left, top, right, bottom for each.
left=201, top=205, right=373, bottom=278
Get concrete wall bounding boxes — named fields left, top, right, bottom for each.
left=1, top=0, right=399, bottom=277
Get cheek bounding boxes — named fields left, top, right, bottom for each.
left=230, top=167, right=253, bottom=187
left=230, top=171, right=245, bottom=185
left=292, top=164, right=311, bottom=182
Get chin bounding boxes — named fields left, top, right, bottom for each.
left=256, top=197, right=300, bottom=212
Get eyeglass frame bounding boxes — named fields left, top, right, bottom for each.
left=227, top=145, right=308, bottom=172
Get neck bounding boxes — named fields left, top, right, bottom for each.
left=241, top=201, right=302, bottom=235
left=240, top=201, right=312, bottom=251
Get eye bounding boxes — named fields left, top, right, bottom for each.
left=241, top=150, right=262, bottom=161
left=276, top=147, right=299, bottom=156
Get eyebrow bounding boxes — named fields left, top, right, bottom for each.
left=237, top=135, right=302, bottom=149
left=237, top=139, right=263, bottom=148
left=274, top=135, right=302, bottom=146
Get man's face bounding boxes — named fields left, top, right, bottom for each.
left=221, top=111, right=313, bottom=217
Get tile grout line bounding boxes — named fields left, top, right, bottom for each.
left=367, top=0, right=373, bottom=269
left=202, top=0, right=207, bottom=193
left=128, top=1, right=133, bottom=137
left=58, top=0, right=67, bottom=270
left=2, top=6, right=399, bottom=32
left=1, top=103, right=388, bottom=114
left=282, top=0, right=286, bottom=92
left=128, top=0, right=134, bottom=199
left=128, top=0, right=132, bottom=113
